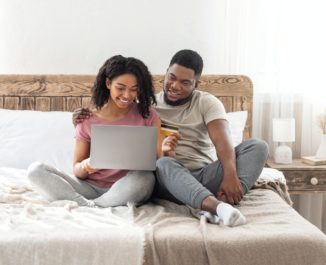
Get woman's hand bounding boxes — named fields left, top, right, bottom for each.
left=80, top=158, right=98, bottom=174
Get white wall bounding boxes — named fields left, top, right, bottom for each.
left=0, top=0, right=220, bottom=74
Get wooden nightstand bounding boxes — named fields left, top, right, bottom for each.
left=266, top=159, right=326, bottom=194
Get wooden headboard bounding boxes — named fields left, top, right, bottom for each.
left=0, top=75, right=253, bottom=138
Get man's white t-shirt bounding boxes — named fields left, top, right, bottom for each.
left=155, top=90, right=227, bottom=170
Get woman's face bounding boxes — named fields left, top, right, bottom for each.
left=106, top=73, right=139, bottom=109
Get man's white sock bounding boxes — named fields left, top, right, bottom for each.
left=216, top=202, right=246, bottom=227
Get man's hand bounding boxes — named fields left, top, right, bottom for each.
left=162, top=132, right=181, bottom=157
left=72, top=107, right=92, bottom=126
left=217, top=174, right=244, bottom=205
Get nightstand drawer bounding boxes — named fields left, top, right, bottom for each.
left=284, top=171, right=326, bottom=192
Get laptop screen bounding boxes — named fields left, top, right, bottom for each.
left=90, top=125, right=157, bottom=171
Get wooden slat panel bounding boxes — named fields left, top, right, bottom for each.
left=152, top=75, right=253, bottom=96
left=234, top=96, right=252, bottom=138
left=66, top=97, right=82, bottom=112
left=51, top=97, right=66, bottom=111
left=0, top=75, right=252, bottom=97
left=243, top=129, right=250, bottom=140
left=197, top=75, right=252, bottom=96
left=153, top=76, right=164, bottom=93
left=81, top=97, right=92, bottom=108
left=35, top=97, right=51, bottom=111
left=219, top=97, right=233, bottom=113
left=4, top=97, right=19, bottom=109
left=0, top=75, right=94, bottom=97
left=21, top=97, right=35, bottom=110
left=0, top=78, right=41, bottom=96
left=0, top=96, right=3, bottom=108
left=0, top=74, right=253, bottom=138
left=47, top=80, right=92, bottom=97
left=234, top=96, right=249, bottom=111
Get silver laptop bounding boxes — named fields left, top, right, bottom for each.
left=90, top=125, right=157, bottom=170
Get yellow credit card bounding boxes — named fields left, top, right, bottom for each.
left=160, top=123, right=179, bottom=136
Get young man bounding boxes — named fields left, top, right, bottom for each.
left=73, top=50, right=269, bottom=227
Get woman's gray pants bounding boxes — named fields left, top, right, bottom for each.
left=27, top=162, right=155, bottom=207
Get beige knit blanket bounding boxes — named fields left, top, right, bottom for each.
left=1, top=169, right=326, bottom=265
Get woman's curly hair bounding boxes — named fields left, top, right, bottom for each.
left=91, top=55, right=156, bottom=118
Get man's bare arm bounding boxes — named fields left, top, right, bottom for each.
left=207, top=119, right=243, bottom=205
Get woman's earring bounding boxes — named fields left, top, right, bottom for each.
left=135, top=97, right=139, bottom=103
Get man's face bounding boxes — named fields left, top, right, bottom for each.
left=163, top=64, right=198, bottom=104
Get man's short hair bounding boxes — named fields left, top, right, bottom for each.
left=169, top=49, right=203, bottom=77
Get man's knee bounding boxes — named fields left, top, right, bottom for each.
left=236, top=139, right=269, bottom=193
left=254, top=138, right=268, bottom=151
left=155, top=157, right=180, bottom=184
left=156, top=156, right=177, bottom=170
left=156, top=156, right=182, bottom=175
left=252, top=138, right=269, bottom=159
left=240, top=138, right=269, bottom=158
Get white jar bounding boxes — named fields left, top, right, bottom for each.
left=316, top=134, right=326, bottom=159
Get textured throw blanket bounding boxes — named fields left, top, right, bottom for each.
left=1, top=169, right=326, bottom=265
left=253, top=167, right=293, bottom=205
left=0, top=178, right=145, bottom=265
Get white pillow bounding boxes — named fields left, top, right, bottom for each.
left=226, top=111, right=248, bottom=147
left=0, top=109, right=247, bottom=174
left=0, top=109, right=75, bottom=174
left=208, top=111, right=248, bottom=161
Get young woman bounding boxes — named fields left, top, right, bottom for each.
left=28, top=55, right=162, bottom=207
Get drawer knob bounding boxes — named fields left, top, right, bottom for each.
left=310, top=177, right=319, bottom=185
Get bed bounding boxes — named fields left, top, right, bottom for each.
left=0, top=74, right=325, bottom=265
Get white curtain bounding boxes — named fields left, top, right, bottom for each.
left=214, top=0, right=326, bottom=232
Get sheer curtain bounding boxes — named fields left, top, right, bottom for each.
left=214, top=0, right=326, bottom=232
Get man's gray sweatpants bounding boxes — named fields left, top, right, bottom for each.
left=27, top=162, right=155, bottom=207
left=154, top=138, right=269, bottom=209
